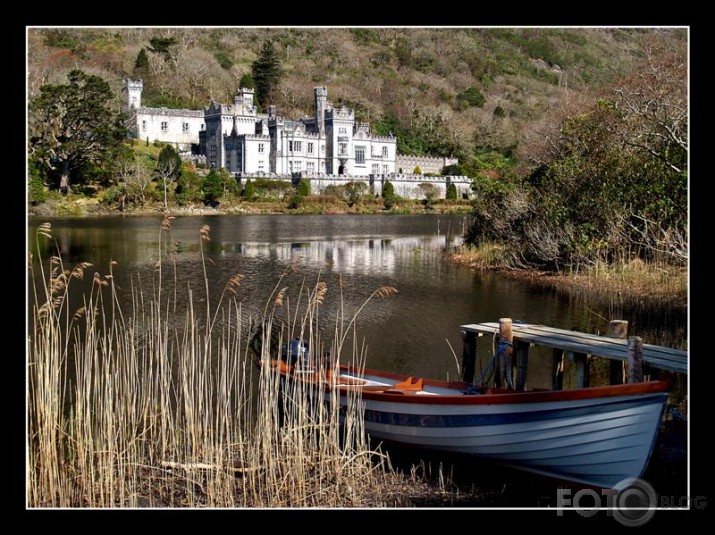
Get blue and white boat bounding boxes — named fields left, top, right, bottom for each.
left=266, top=359, right=669, bottom=488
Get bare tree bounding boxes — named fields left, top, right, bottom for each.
left=155, top=145, right=182, bottom=211
left=613, top=39, right=687, bottom=174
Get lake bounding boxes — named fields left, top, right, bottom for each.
left=27, top=213, right=686, bottom=391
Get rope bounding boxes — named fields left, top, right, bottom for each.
left=498, top=340, right=514, bottom=390
left=473, top=338, right=514, bottom=390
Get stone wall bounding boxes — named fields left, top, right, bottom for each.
left=235, top=172, right=471, bottom=200
left=396, top=154, right=459, bottom=175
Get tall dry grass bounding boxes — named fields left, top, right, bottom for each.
left=27, top=218, right=410, bottom=508
left=449, top=246, right=687, bottom=313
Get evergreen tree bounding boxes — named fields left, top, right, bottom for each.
left=28, top=159, right=46, bottom=204
left=29, top=70, right=126, bottom=194
left=148, top=36, right=177, bottom=62
left=251, top=40, right=282, bottom=109
left=296, top=179, right=311, bottom=197
left=382, top=180, right=396, bottom=209
left=134, top=48, right=149, bottom=78
left=446, top=183, right=458, bottom=200
left=202, top=168, right=223, bottom=207
left=239, top=73, right=255, bottom=89
left=242, top=178, right=256, bottom=200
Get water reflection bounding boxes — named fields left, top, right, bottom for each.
left=28, top=214, right=686, bottom=390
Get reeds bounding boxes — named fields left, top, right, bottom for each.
left=27, top=220, right=409, bottom=508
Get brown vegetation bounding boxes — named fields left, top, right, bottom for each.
left=27, top=219, right=483, bottom=507
left=448, top=246, right=687, bottom=314
left=27, top=28, right=684, bottom=160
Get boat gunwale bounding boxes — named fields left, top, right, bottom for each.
left=269, top=360, right=671, bottom=405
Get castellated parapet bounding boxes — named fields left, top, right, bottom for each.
left=326, top=107, right=354, bottom=121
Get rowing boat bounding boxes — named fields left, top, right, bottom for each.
left=265, top=357, right=669, bottom=488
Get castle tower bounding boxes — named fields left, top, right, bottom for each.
left=234, top=87, right=256, bottom=116
left=314, top=86, right=327, bottom=136
left=123, top=79, right=143, bottom=109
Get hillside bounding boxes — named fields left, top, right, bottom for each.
left=27, top=27, right=686, bottom=173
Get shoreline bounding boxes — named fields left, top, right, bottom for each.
left=28, top=201, right=687, bottom=317
left=447, top=248, right=688, bottom=318
left=27, top=198, right=474, bottom=218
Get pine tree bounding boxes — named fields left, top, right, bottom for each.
left=251, top=41, right=282, bottom=109
left=134, top=48, right=149, bottom=78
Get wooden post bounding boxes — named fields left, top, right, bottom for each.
left=574, top=352, right=590, bottom=388
left=461, top=330, right=477, bottom=384
left=552, top=348, right=564, bottom=390
left=628, top=336, right=644, bottom=383
left=607, top=320, right=628, bottom=385
left=499, top=318, right=514, bottom=388
left=514, top=341, right=529, bottom=391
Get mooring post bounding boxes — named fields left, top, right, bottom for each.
left=574, top=352, right=590, bottom=388
left=552, top=348, right=564, bottom=390
left=607, top=320, right=628, bottom=385
left=514, top=341, right=529, bottom=391
left=498, top=318, right=514, bottom=388
left=628, top=336, right=644, bottom=383
left=461, top=329, right=477, bottom=384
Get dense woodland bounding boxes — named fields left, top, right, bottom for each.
left=27, top=27, right=687, bottom=271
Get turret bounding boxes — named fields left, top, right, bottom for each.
left=123, top=79, right=143, bottom=109
left=234, top=87, right=256, bottom=116
left=314, top=86, right=327, bottom=136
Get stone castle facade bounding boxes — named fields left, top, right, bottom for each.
left=124, top=81, right=397, bottom=177
left=123, top=80, right=471, bottom=199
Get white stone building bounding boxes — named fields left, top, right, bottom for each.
left=124, top=80, right=397, bottom=176
left=123, top=80, right=204, bottom=151
left=122, top=80, right=472, bottom=199
left=202, top=86, right=397, bottom=177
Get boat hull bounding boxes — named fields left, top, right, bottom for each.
left=328, top=368, right=668, bottom=488
left=272, top=361, right=669, bottom=488
left=354, top=392, right=666, bottom=488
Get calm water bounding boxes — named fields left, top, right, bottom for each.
left=28, top=214, right=686, bottom=390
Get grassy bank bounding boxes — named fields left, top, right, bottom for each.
left=28, top=219, right=473, bottom=508
left=449, top=245, right=687, bottom=315
left=27, top=195, right=473, bottom=218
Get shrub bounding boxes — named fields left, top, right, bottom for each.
left=242, top=178, right=256, bottom=200
left=382, top=180, right=396, bottom=209
left=214, top=50, right=233, bottom=70
left=201, top=168, right=223, bottom=207
left=446, top=183, right=458, bottom=200
left=457, top=87, right=486, bottom=109
left=28, top=160, right=47, bottom=204
left=296, top=178, right=311, bottom=197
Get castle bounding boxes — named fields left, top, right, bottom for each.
left=124, top=81, right=397, bottom=177
left=123, top=80, right=470, bottom=198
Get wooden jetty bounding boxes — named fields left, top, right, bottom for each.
left=460, top=318, right=687, bottom=391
